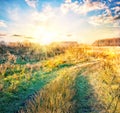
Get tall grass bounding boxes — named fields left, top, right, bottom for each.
left=18, top=61, right=102, bottom=113
left=1, top=41, right=120, bottom=113
left=89, top=49, right=120, bottom=113
left=19, top=67, right=79, bottom=113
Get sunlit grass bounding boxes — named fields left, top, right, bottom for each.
left=19, top=64, right=98, bottom=113
left=89, top=50, right=120, bottom=113
left=0, top=42, right=120, bottom=113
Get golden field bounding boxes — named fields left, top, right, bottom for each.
left=0, top=41, right=120, bottom=113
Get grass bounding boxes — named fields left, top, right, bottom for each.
left=19, top=67, right=78, bottom=113
left=73, top=75, right=95, bottom=113
left=88, top=52, right=120, bottom=113
left=0, top=42, right=120, bottom=113
left=0, top=66, right=66, bottom=113
left=18, top=62, right=101, bottom=113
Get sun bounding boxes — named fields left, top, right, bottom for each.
left=33, top=27, right=58, bottom=45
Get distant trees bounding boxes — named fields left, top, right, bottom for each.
left=93, top=38, right=120, bottom=46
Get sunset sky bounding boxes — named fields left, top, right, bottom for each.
left=0, top=0, right=120, bottom=44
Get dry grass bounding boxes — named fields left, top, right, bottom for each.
left=19, top=68, right=79, bottom=113
left=1, top=42, right=120, bottom=113
left=88, top=49, right=120, bottom=113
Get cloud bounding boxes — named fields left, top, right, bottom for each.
left=114, top=15, right=120, bottom=20
left=25, top=0, right=38, bottom=8
left=24, top=36, right=33, bottom=39
left=104, top=8, right=112, bottom=16
left=0, top=33, right=6, bottom=36
left=12, top=34, right=33, bottom=39
left=6, top=5, right=86, bottom=43
left=12, top=34, right=22, bottom=37
left=89, top=15, right=114, bottom=26
left=7, top=7, right=23, bottom=22
left=66, top=33, right=72, bottom=37
left=89, top=15, right=103, bottom=26
left=61, top=0, right=106, bottom=14
left=31, top=5, right=55, bottom=23
left=116, top=2, right=120, bottom=5
left=108, top=0, right=112, bottom=2
left=0, top=32, right=7, bottom=40
left=111, top=6, right=120, bottom=14
left=88, top=4, right=120, bottom=27
left=89, top=13, right=120, bottom=29
left=3, top=0, right=120, bottom=44
left=0, top=20, right=7, bottom=27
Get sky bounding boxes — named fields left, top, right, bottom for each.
left=0, top=0, right=120, bottom=44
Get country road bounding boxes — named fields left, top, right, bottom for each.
left=19, top=59, right=103, bottom=113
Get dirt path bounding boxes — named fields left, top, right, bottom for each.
left=19, top=60, right=102, bottom=113
left=73, top=60, right=102, bottom=113
left=73, top=59, right=100, bottom=69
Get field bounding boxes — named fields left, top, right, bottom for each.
left=0, top=42, right=120, bottom=113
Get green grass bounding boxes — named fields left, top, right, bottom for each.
left=18, top=63, right=100, bottom=113
left=1, top=43, right=120, bottom=113
left=73, top=74, right=97, bottom=113
left=0, top=69, right=59, bottom=113
left=18, top=67, right=78, bottom=113
left=0, top=60, right=76, bottom=113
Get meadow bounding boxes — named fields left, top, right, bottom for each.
left=0, top=41, right=120, bottom=113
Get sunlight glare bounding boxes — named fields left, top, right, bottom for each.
left=33, top=27, right=58, bottom=45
